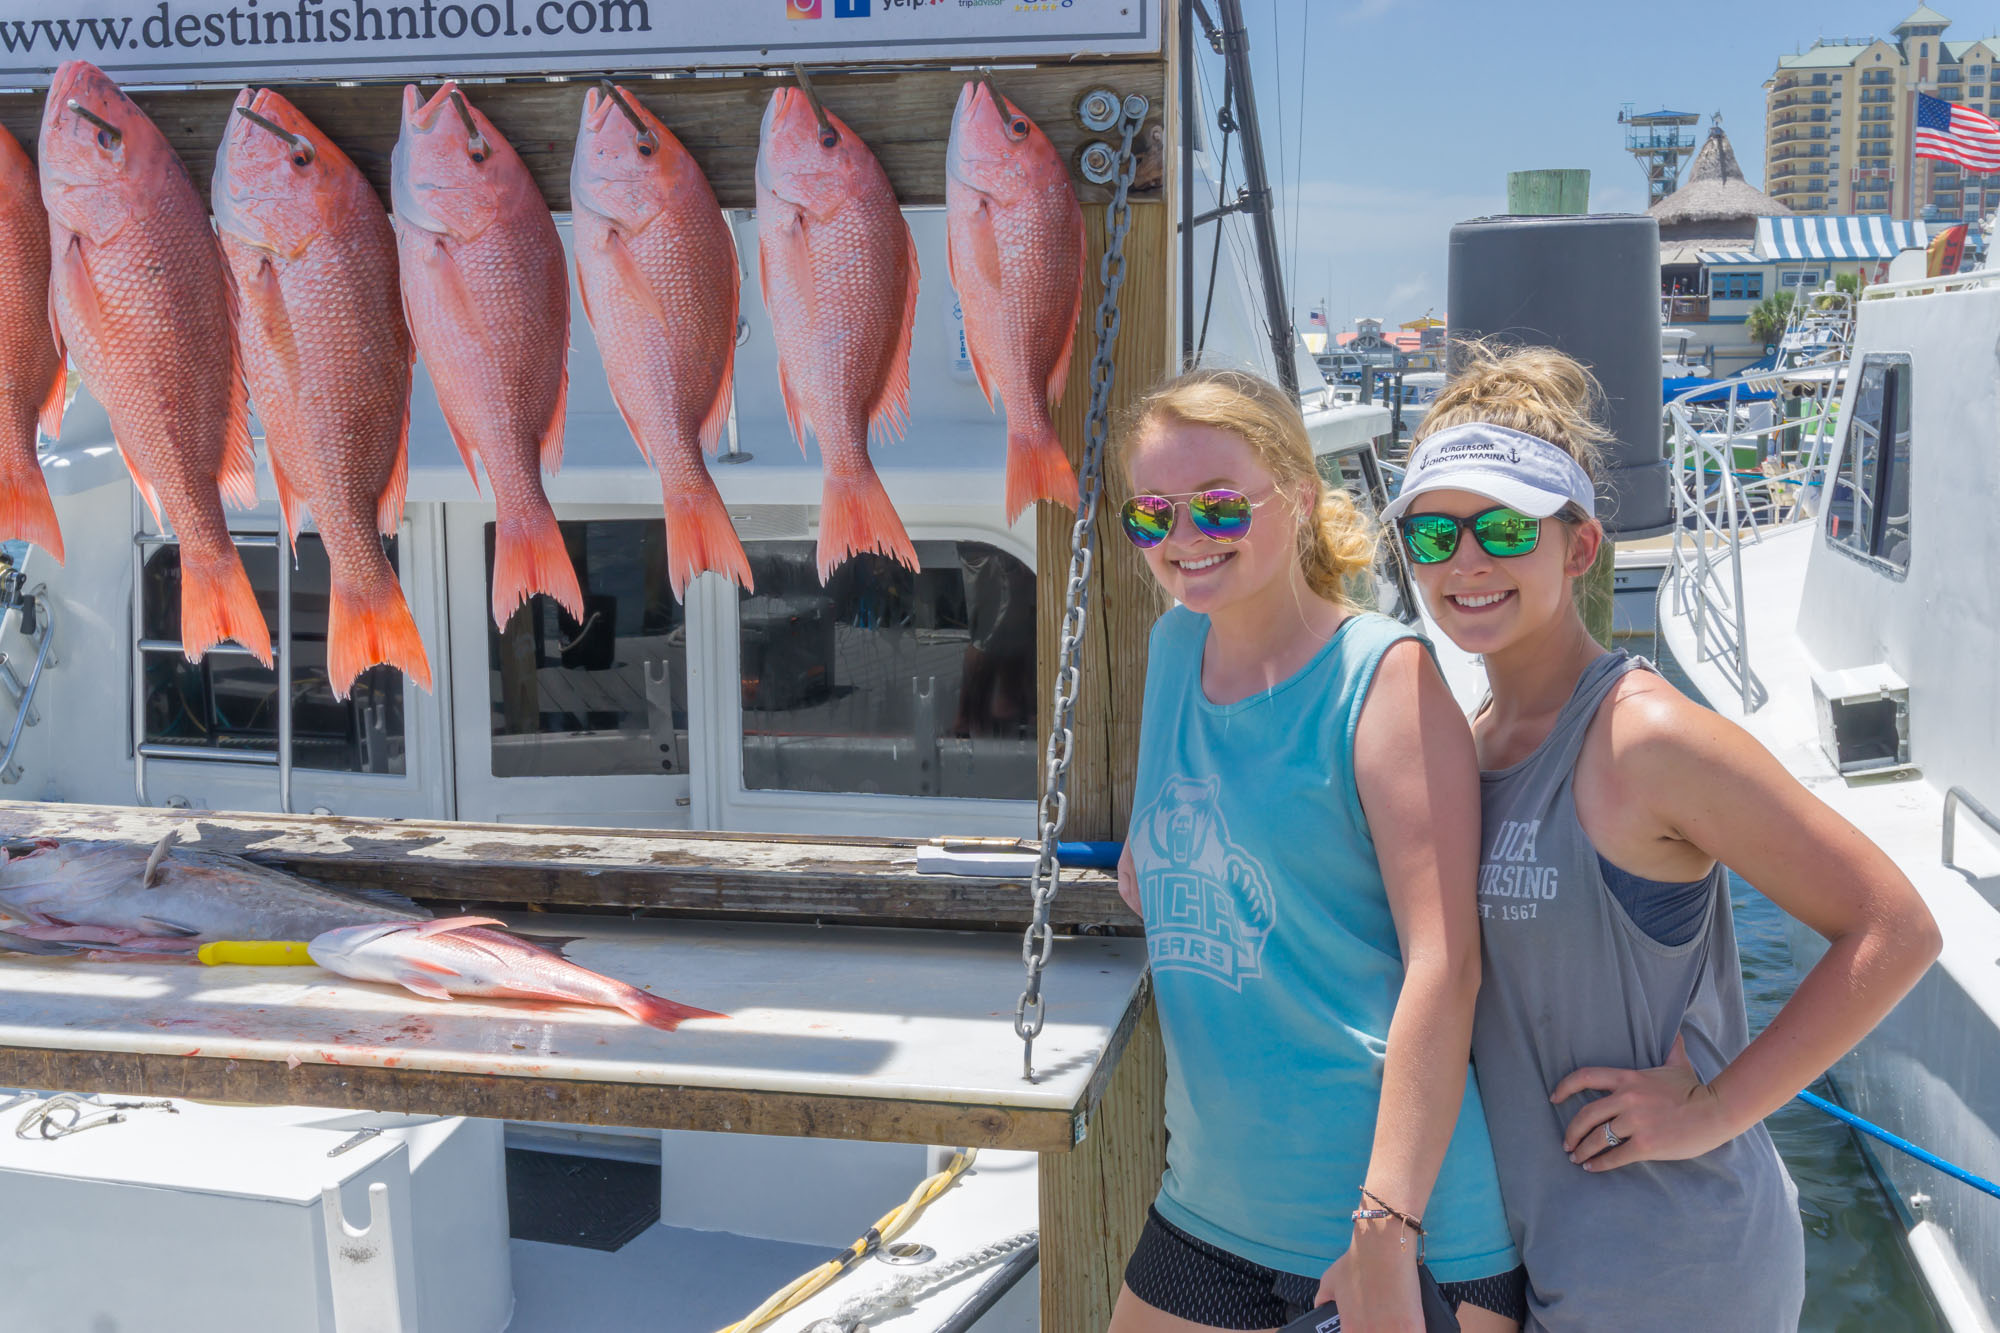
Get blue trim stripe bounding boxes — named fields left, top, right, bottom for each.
left=1755, top=216, right=1926, bottom=261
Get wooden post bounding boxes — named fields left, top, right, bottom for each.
left=1506, top=168, right=1591, bottom=215
left=1040, top=998, right=1167, bottom=1331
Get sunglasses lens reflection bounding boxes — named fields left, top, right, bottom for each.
left=1190, top=490, right=1253, bottom=542
left=1121, top=496, right=1174, bottom=547
left=1401, top=516, right=1460, bottom=564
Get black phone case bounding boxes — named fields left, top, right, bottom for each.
left=1277, top=1263, right=1461, bottom=1333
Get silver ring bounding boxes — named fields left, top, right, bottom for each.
left=1603, top=1124, right=1622, bottom=1148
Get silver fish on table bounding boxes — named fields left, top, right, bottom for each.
left=0, top=831, right=426, bottom=956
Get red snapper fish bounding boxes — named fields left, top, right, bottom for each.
left=0, top=121, right=65, bottom=562
left=307, top=915, right=725, bottom=1032
left=392, top=81, right=581, bottom=629
left=40, top=61, right=270, bottom=662
left=756, top=85, right=919, bottom=581
left=946, top=79, right=1085, bottom=523
left=571, top=83, right=751, bottom=598
left=214, top=88, right=431, bottom=698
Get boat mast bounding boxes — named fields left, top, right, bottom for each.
left=1211, top=0, right=1297, bottom=393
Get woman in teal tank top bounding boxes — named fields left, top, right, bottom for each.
left=1106, top=369, right=1522, bottom=1333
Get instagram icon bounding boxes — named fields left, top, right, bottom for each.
left=787, top=0, right=823, bottom=16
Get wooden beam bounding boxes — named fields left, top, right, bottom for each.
left=0, top=800, right=1139, bottom=933
left=0, top=63, right=1164, bottom=212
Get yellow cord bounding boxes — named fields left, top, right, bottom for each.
left=714, top=1148, right=979, bottom=1333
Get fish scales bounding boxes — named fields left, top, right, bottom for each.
left=0, top=122, right=65, bottom=563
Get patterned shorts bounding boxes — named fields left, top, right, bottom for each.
left=1124, top=1206, right=1528, bottom=1330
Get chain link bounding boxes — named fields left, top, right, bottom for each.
left=1016, top=94, right=1150, bottom=1081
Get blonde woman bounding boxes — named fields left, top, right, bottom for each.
left=1383, top=343, right=1940, bottom=1330
left=1109, top=369, right=1523, bottom=1333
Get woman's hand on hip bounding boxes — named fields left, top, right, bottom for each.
left=1315, top=1222, right=1424, bottom=1333
left=1555, top=1034, right=1737, bottom=1171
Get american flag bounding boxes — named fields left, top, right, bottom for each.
left=1308, top=307, right=1327, bottom=329
left=1915, top=92, right=2000, bottom=170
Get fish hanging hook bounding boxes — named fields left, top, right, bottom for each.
left=448, top=89, right=488, bottom=163
left=979, top=70, right=1029, bottom=142
left=234, top=103, right=317, bottom=169
left=65, top=99, right=120, bottom=149
left=597, top=81, right=658, bottom=158
left=791, top=65, right=840, bottom=150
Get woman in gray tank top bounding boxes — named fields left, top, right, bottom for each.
left=1377, top=342, right=1942, bottom=1332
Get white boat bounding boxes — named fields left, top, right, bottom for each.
left=1659, top=268, right=2000, bottom=1333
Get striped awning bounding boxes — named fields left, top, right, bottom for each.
left=1755, top=216, right=1928, bottom=261
left=1697, top=250, right=1763, bottom=265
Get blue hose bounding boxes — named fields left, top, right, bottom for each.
left=1795, top=1088, right=2000, bottom=1202
left=1055, top=841, right=1123, bottom=871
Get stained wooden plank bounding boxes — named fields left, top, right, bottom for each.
left=0, top=799, right=1138, bottom=931
left=0, top=62, right=1163, bottom=211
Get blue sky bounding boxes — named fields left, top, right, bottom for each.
left=1227, top=0, right=1996, bottom=330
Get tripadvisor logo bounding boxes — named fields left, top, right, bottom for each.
left=957, top=0, right=1004, bottom=7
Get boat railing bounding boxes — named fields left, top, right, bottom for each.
left=1664, top=365, right=1845, bottom=713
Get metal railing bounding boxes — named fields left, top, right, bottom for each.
left=1943, top=785, right=2000, bottom=871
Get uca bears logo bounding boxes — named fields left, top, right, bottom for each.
left=1131, top=774, right=1276, bottom=990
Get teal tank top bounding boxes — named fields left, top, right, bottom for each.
left=1130, top=607, right=1518, bottom=1283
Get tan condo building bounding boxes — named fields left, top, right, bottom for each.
left=1765, top=5, right=1997, bottom=228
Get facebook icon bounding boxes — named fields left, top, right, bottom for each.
left=834, top=0, right=870, bottom=14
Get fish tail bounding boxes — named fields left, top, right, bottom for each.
left=662, top=477, right=754, bottom=600
left=1004, top=411, right=1079, bottom=524
left=817, top=465, right=918, bottom=582
left=179, top=542, right=273, bottom=665
left=490, top=500, right=583, bottom=629
left=619, top=987, right=726, bottom=1032
left=327, top=568, right=433, bottom=700
left=0, top=448, right=64, bottom=564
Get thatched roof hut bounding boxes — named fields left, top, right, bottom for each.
left=1648, top=123, right=1792, bottom=255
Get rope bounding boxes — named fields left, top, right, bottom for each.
left=1796, top=1089, right=2000, bottom=1202
left=801, top=1230, right=1038, bottom=1333
left=712, top=1149, right=979, bottom=1333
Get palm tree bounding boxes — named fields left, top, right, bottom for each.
left=1813, top=272, right=1860, bottom=310
left=1746, top=289, right=1796, bottom=346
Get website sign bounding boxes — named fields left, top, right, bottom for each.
left=0, top=0, right=1158, bottom=85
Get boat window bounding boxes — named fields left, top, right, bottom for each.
left=737, top=541, right=1036, bottom=801
left=1829, top=353, right=1913, bottom=572
left=483, top=520, right=688, bottom=779
left=140, top=535, right=408, bottom=774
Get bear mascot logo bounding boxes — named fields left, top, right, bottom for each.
left=1131, top=774, right=1275, bottom=989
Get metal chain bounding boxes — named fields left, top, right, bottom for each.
left=1016, top=94, right=1150, bottom=1082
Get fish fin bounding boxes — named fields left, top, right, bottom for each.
left=1004, top=413, right=1080, bottom=524
left=761, top=209, right=814, bottom=457
left=396, top=975, right=456, bottom=1002
left=407, top=957, right=460, bottom=977
left=378, top=409, right=411, bottom=536
left=142, top=828, right=178, bottom=888
left=817, top=465, right=918, bottom=582
left=265, top=443, right=306, bottom=556
left=36, top=356, right=65, bottom=445
left=0, top=929, right=87, bottom=956
left=410, top=915, right=506, bottom=937
left=327, top=885, right=429, bottom=917
left=662, top=476, right=753, bottom=600
left=700, top=251, right=741, bottom=458
left=119, top=442, right=165, bottom=529
left=0, top=447, right=64, bottom=565
left=867, top=219, right=921, bottom=447
left=1050, top=205, right=1087, bottom=406
left=232, top=254, right=306, bottom=546
left=138, top=916, right=202, bottom=938
left=946, top=201, right=1001, bottom=410
left=540, top=349, right=568, bottom=476
left=619, top=989, right=726, bottom=1032
left=178, top=544, right=275, bottom=666
left=44, top=253, right=67, bottom=394
left=508, top=932, right=579, bottom=958
left=490, top=498, right=583, bottom=628
left=414, top=239, right=488, bottom=490
left=216, top=244, right=259, bottom=513
left=327, top=568, right=432, bottom=699
left=52, top=231, right=104, bottom=344
left=437, top=406, right=485, bottom=493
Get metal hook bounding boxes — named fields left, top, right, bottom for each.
left=980, top=70, right=1029, bottom=142
left=447, top=90, right=488, bottom=163
left=64, top=99, right=120, bottom=147
left=597, top=81, right=659, bottom=157
left=234, top=104, right=316, bottom=168
left=791, top=65, right=840, bottom=149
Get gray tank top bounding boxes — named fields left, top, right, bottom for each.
left=1472, top=653, right=1804, bottom=1332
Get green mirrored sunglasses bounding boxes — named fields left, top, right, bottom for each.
left=1397, top=506, right=1543, bottom=564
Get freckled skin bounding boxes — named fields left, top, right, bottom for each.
left=0, top=122, right=64, bottom=562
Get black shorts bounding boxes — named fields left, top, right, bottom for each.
left=1124, top=1206, right=1527, bottom=1329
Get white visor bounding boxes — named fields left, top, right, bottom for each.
left=1378, top=423, right=1597, bottom=524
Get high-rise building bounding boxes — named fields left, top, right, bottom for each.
left=1765, top=6, right=1997, bottom=227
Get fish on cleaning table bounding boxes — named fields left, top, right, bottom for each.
left=0, top=121, right=66, bottom=564
left=308, top=916, right=724, bottom=1032
left=572, top=83, right=752, bottom=600
left=40, top=61, right=270, bottom=663
left=393, top=81, right=581, bottom=629
left=946, top=78, right=1086, bottom=524
left=214, top=88, right=431, bottom=699
left=756, top=82, right=920, bottom=582
left=0, top=832, right=425, bottom=956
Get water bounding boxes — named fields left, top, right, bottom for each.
left=1646, top=630, right=1942, bottom=1331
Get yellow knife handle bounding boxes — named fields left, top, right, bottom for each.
left=196, top=940, right=315, bottom=966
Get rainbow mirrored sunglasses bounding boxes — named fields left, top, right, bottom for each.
left=1396, top=506, right=1544, bottom=564
left=1119, top=489, right=1267, bottom=548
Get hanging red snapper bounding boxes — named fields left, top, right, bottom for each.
left=214, top=88, right=431, bottom=699
left=572, top=84, right=752, bottom=599
left=756, top=86, right=919, bottom=581
left=40, top=61, right=270, bottom=662
left=307, top=916, right=726, bottom=1032
left=0, top=122, right=65, bottom=563
left=392, top=81, right=581, bottom=629
left=946, top=79, right=1085, bottom=523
